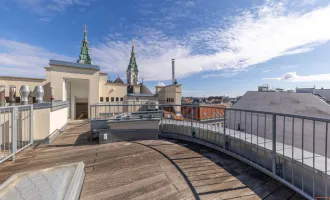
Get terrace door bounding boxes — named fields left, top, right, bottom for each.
left=76, top=102, right=88, bottom=119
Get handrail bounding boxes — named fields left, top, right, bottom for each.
left=0, top=104, right=33, bottom=163
left=89, top=103, right=330, bottom=199
left=91, top=103, right=330, bottom=122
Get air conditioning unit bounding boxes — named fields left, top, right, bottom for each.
left=148, top=101, right=159, bottom=111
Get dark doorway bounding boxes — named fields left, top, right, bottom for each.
left=76, top=103, right=88, bottom=119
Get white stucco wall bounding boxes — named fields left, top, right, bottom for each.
left=32, top=106, right=68, bottom=141
left=49, top=65, right=100, bottom=118
left=33, top=108, right=51, bottom=141
left=49, top=107, right=68, bottom=135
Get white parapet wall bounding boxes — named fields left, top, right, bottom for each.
left=33, top=107, right=51, bottom=141
left=49, top=106, right=68, bottom=134
left=33, top=101, right=69, bottom=142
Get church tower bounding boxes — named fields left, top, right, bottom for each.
left=126, top=40, right=139, bottom=85
left=77, top=25, right=93, bottom=64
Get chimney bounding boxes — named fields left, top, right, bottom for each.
left=0, top=85, right=5, bottom=107
left=34, top=86, right=44, bottom=103
left=172, top=59, right=175, bottom=84
left=50, top=86, right=54, bottom=103
left=20, top=85, right=31, bottom=105
left=9, top=85, right=16, bottom=106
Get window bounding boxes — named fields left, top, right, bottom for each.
left=111, top=97, right=114, bottom=102
left=116, top=97, right=119, bottom=102
left=15, top=97, right=20, bottom=103
left=120, top=97, right=123, bottom=101
left=100, top=97, right=104, bottom=102
left=106, top=97, right=109, bottom=102
left=166, top=98, right=169, bottom=102
left=32, top=97, right=36, bottom=103
left=171, top=98, right=174, bottom=102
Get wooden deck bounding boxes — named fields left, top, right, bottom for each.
left=0, top=122, right=305, bottom=200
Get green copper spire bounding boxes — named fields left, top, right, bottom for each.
left=77, top=24, right=93, bottom=64
left=126, top=40, right=138, bottom=73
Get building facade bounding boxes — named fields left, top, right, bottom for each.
left=0, top=26, right=182, bottom=119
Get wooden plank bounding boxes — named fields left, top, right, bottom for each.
left=80, top=174, right=168, bottom=200
left=264, top=185, right=296, bottom=200
left=0, top=121, right=305, bottom=200
left=289, top=193, right=305, bottom=200
left=243, top=179, right=283, bottom=199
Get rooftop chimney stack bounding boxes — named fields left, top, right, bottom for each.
left=172, top=59, right=175, bottom=84
left=9, top=85, right=16, bottom=106
left=0, top=86, right=5, bottom=107
left=34, top=86, right=44, bottom=103
left=50, top=86, right=54, bottom=103
left=20, top=85, right=30, bottom=105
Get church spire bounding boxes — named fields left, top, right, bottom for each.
left=77, top=24, right=93, bottom=64
left=127, top=39, right=138, bottom=73
left=126, top=39, right=139, bottom=84
left=131, top=39, right=134, bottom=53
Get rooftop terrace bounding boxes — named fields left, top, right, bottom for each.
left=0, top=121, right=304, bottom=200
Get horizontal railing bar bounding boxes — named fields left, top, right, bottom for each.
left=90, top=104, right=330, bottom=122
left=0, top=104, right=33, bottom=164
left=89, top=103, right=328, bottom=199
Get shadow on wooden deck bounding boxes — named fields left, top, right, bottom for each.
left=0, top=121, right=305, bottom=200
left=132, top=139, right=305, bottom=200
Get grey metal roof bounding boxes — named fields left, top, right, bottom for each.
left=0, top=76, right=45, bottom=81
left=140, top=84, right=152, bottom=94
left=233, top=91, right=330, bottom=118
left=113, top=77, right=124, bottom=84
left=127, top=93, right=156, bottom=97
left=315, top=89, right=330, bottom=101
left=49, top=60, right=100, bottom=70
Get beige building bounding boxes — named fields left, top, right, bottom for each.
left=0, top=27, right=182, bottom=119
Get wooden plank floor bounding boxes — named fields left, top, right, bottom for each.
left=0, top=122, right=305, bottom=200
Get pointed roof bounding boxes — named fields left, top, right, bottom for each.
left=113, top=76, right=124, bottom=84
left=126, top=40, right=138, bottom=72
left=77, top=24, right=93, bottom=65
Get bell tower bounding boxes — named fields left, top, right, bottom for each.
left=77, top=24, right=93, bottom=64
left=126, top=40, right=139, bottom=85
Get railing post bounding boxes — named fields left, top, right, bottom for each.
left=191, top=105, right=194, bottom=138
left=272, top=114, right=276, bottom=174
left=30, top=105, right=33, bottom=145
left=161, top=105, right=164, bottom=132
left=223, top=109, right=226, bottom=149
left=94, top=104, right=96, bottom=119
left=89, top=104, right=93, bottom=140
left=223, top=109, right=226, bottom=135
left=11, top=106, right=17, bottom=161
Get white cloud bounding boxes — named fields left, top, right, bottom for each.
left=90, top=0, right=330, bottom=81
left=14, top=0, right=94, bottom=21
left=0, top=39, right=73, bottom=78
left=3, top=0, right=330, bottom=82
left=279, top=65, right=297, bottom=69
left=202, top=72, right=237, bottom=78
left=263, top=72, right=330, bottom=82
left=156, top=82, right=165, bottom=87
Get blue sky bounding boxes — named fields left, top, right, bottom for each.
left=1, top=0, right=330, bottom=97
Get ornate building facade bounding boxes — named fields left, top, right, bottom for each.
left=0, top=25, right=182, bottom=119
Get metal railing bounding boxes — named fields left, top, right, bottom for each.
left=0, top=105, right=33, bottom=163
left=90, top=103, right=330, bottom=200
